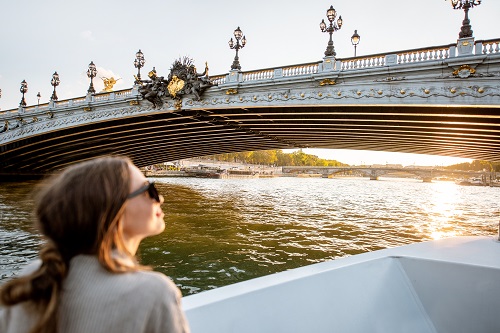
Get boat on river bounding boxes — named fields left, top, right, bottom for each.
left=183, top=236, right=500, bottom=333
left=456, top=177, right=486, bottom=186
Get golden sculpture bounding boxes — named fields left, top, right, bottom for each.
left=167, top=75, right=185, bottom=98
left=101, top=77, right=121, bottom=92
left=319, top=78, right=336, bottom=86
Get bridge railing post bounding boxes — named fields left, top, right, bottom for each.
left=131, top=85, right=140, bottom=97
left=226, top=70, right=241, bottom=83
left=321, top=56, right=337, bottom=72
left=457, top=37, right=475, bottom=56
left=85, top=93, right=94, bottom=103
left=449, top=45, right=457, bottom=58
left=385, top=54, right=397, bottom=66
left=475, top=40, right=483, bottom=55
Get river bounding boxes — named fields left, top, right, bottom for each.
left=1, top=176, right=499, bottom=296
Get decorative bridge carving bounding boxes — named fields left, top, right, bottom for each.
left=137, top=57, right=214, bottom=108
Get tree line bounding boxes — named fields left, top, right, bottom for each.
left=443, top=160, right=500, bottom=172
left=202, top=150, right=500, bottom=171
left=201, top=149, right=347, bottom=167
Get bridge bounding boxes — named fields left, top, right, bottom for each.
left=282, top=165, right=494, bottom=182
left=0, top=36, right=499, bottom=176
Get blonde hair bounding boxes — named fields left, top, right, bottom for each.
left=0, top=156, right=144, bottom=333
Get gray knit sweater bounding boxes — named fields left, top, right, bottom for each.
left=0, top=255, right=190, bottom=333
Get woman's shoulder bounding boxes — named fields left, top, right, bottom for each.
left=67, top=255, right=182, bottom=302
left=133, top=269, right=180, bottom=295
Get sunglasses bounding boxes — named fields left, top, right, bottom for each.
left=127, top=181, right=161, bottom=202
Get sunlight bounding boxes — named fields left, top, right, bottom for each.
left=427, top=181, right=461, bottom=240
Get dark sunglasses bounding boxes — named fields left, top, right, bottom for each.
left=127, top=181, right=161, bottom=202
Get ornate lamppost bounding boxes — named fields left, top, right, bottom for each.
left=37, top=92, right=41, bottom=106
left=320, top=5, right=343, bottom=57
left=228, top=26, right=246, bottom=70
left=134, top=49, right=145, bottom=84
left=19, top=80, right=28, bottom=107
left=51, top=71, right=60, bottom=101
left=87, top=61, right=97, bottom=94
left=447, top=0, right=481, bottom=38
left=351, top=30, right=360, bottom=57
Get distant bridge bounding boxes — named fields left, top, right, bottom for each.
left=282, top=166, right=494, bottom=182
left=1, top=37, right=499, bottom=176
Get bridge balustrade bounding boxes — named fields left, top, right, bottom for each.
left=479, top=39, right=500, bottom=54
left=0, top=37, right=499, bottom=136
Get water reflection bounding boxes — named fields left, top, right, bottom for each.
left=1, top=177, right=498, bottom=296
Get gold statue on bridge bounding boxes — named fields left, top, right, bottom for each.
left=100, top=77, right=121, bottom=92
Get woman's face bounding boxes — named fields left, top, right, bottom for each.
left=120, top=164, right=165, bottom=254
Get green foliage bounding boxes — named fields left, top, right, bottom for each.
left=444, top=160, right=500, bottom=171
left=202, top=149, right=347, bottom=167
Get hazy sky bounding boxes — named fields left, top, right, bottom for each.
left=1, top=0, right=498, bottom=166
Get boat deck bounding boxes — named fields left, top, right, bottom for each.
left=183, top=236, right=500, bottom=333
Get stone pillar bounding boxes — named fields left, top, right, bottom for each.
left=85, top=93, right=94, bottom=103
left=131, top=85, right=140, bottom=97
left=321, top=56, right=336, bottom=72
left=385, top=54, right=398, bottom=66
left=227, top=70, right=241, bottom=83
left=474, top=41, right=483, bottom=55
left=457, top=37, right=475, bottom=56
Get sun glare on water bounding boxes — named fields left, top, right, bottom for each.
left=427, top=181, right=461, bottom=240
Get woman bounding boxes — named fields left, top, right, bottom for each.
left=0, top=156, right=190, bottom=333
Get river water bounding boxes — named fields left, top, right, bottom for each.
left=1, top=176, right=499, bottom=296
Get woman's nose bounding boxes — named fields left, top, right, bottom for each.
left=159, top=194, right=164, bottom=204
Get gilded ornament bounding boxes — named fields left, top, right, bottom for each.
left=226, top=88, right=238, bottom=95
left=83, top=107, right=92, bottom=112
left=253, top=96, right=257, bottom=100
left=400, top=90, right=406, bottom=95
left=167, top=75, right=185, bottom=98
left=357, top=91, right=362, bottom=96
left=452, top=65, right=476, bottom=78
left=284, top=94, right=288, bottom=99
left=478, top=87, right=484, bottom=93
left=300, top=93, right=305, bottom=98
left=239, top=97, right=243, bottom=101
left=424, top=89, right=430, bottom=94
left=101, top=77, right=121, bottom=92
left=129, top=100, right=139, bottom=105
left=377, top=90, right=383, bottom=95
left=318, top=93, right=323, bottom=97
left=450, top=88, right=457, bottom=94
left=319, top=78, right=336, bottom=86
left=337, top=91, right=341, bottom=96
left=174, top=99, right=182, bottom=110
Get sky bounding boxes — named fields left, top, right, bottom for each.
left=1, top=0, right=498, bottom=166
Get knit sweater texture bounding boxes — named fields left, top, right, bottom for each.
left=0, top=255, right=190, bottom=333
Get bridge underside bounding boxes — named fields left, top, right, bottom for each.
left=1, top=103, right=498, bottom=175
